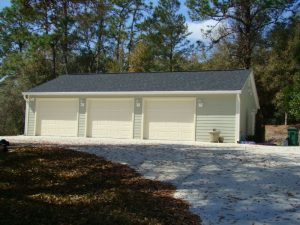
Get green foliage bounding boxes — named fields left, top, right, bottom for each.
left=253, top=17, right=300, bottom=123
left=128, top=41, right=154, bottom=72
left=0, top=0, right=153, bottom=134
left=286, top=76, right=300, bottom=120
left=139, top=0, right=191, bottom=71
left=0, top=0, right=299, bottom=135
left=201, top=41, right=242, bottom=70
left=186, top=0, right=299, bottom=68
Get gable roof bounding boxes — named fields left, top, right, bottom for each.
left=25, top=69, right=250, bottom=94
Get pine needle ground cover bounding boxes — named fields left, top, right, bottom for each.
left=0, top=146, right=201, bottom=225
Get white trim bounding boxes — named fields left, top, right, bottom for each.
left=251, top=110, right=256, bottom=135
left=131, top=106, right=134, bottom=139
left=76, top=100, right=79, bottom=137
left=34, top=99, right=37, bottom=136
left=143, top=97, right=196, bottom=101
left=35, top=98, right=79, bottom=101
left=235, top=94, right=241, bottom=142
left=250, top=71, right=260, bottom=109
left=22, top=90, right=241, bottom=96
left=193, top=98, right=197, bottom=141
left=141, top=98, right=145, bottom=140
left=24, top=99, right=29, bottom=135
left=85, top=100, right=89, bottom=137
left=86, top=97, right=133, bottom=101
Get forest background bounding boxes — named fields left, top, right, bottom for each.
left=0, top=0, right=299, bottom=136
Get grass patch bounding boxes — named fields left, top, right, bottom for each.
left=0, top=146, right=201, bottom=225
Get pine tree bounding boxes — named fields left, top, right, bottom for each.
left=140, top=0, right=191, bottom=71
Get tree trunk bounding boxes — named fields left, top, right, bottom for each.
left=51, top=43, right=57, bottom=78
left=62, top=0, right=69, bottom=74
left=285, top=112, right=288, bottom=125
left=95, top=1, right=106, bottom=73
left=235, top=0, right=253, bottom=69
left=128, top=5, right=139, bottom=59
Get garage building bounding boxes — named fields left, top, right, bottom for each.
left=23, top=69, right=259, bottom=143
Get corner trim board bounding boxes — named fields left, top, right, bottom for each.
left=235, top=94, right=241, bottom=142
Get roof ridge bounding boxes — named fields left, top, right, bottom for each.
left=62, top=68, right=249, bottom=76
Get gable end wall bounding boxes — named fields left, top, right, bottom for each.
left=240, top=77, right=257, bottom=138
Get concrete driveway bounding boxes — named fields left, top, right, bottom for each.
left=5, top=136, right=300, bottom=225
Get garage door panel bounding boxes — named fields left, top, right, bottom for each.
left=92, top=111, right=132, bottom=122
left=37, top=99, right=78, bottom=137
left=88, top=99, right=133, bottom=138
left=38, top=113, right=77, bottom=121
left=148, top=114, right=194, bottom=123
left=144, top=99, right=195, bottom=141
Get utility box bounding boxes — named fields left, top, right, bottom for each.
left=288, top=127, right=299, bottom=146
left=209, top=130, right=220, bottom=143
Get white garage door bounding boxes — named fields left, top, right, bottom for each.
left=87, top=99, right=133, bottom=138
left=144, top=99, right=195, bottom=141
left=36, top=99, right=78, bottom=136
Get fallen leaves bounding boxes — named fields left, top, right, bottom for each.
left=0, top=146, right=201, bottom=225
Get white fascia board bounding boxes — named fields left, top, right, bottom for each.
left=250, top=71, right=260, bottom=109
left=235, top=93, right=241, bottom=142
left=22, top=90, right=241, bottom=96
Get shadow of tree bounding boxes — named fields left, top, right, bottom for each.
left=0, top=146, right=201, bottom=225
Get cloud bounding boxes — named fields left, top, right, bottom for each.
left=186, top=20, right=222, bottom=43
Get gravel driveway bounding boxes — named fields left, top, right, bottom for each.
left=5, top=136, right=300, bottom=225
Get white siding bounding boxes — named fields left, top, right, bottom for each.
left=27, top=99, right=36, bottom=136
left=133, top=97, right=143, bottom=139
left=26, top=93, right=242, bottom=143
left=240, top=77, right=257, bottom=138
left=196, top=95, right=236, bottom=143
left=78, top=98, right=87, bottom=137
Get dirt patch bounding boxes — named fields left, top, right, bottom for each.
left=265, top=124, right=300, bottom=145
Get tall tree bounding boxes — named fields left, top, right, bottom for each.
left=73, top=0, right=112, bottom=73
left=107, top=0, right=149, bottom=72
left=186, top=0, right=299, bottom=68
left=252, top=16, right=300, bottom=124
left=126, top=0, right=149, bottom=56
left=128, top=40, right=153, bottom=72
left=140, top=0, right=190, bottom=71
left=0, top=1, right=31, bottom=58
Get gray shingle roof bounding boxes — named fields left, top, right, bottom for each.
left=27, top=69, right=250, bottom=93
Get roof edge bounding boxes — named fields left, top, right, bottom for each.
left=23, top=90, right=242, bottom=96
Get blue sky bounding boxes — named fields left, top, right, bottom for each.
left=0, top=0, right=10, bottom=9
left=0, top=0, right=214, bottom=43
